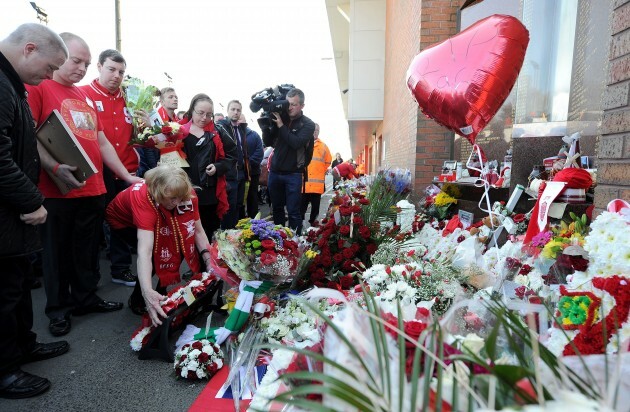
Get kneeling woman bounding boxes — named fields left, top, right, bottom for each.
left=106, top=165, right=212, bottom=326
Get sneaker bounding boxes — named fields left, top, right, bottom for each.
left=111, top=270, right=137, bottom=287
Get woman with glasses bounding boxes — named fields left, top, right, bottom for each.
left=180, top=93, right=237, bottom=241
left=105, top=166, right=213, bottom=324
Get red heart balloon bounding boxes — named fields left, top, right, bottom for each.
left=407, top=14, right=529, bottom=145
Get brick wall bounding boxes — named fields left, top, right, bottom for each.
left=595, top=0, right=630, bottom=211
left=381, top=0, right=422, bottom=176
left=382, top=0, right=462, bottom=197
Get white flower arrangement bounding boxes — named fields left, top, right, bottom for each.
left=173, top=339, right=224, bottom=380
left=584, top=210, right=630, bottom=277
left=260, top=298, right=340, bottom=349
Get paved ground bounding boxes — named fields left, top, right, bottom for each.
left=0, top=177, right=333, bottom=412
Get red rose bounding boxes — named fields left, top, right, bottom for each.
left=512, top=214, right=525, bottom=223
left=404, top=320, right=427, bottom=348
left=359, top=226, right=371, bottom=239
left=314, top=281, right=325, bottom=288
left=198, top=352, right=209, bottom=363
left=339, top=274, right=354, bottom=289
left=351, top=192, right=362, bottom=198
left=192, top=341, right=203, bottom=350
left=261, top=239, right=276, bottom=250
left=180, top=354, right=187, bottom=362
left=333, top=253, right=344, bottom=263
left=321, top=256, right=332, bottom=267
left=353, top=216, right=364, bottom=225
left=359, top=198, right=370, bottom=205
left=342, top=248, right=354, bottom=259
left=339, top=225, right=350, bottom=236
left=351, top=205, right=362, bottom=213
left=327, top=281, right=341, bottom=291
left=339, top=206, right=352, bottom=216
left=187, top=370, right=197, bottom=379
left=311, top=269, right=326, bottom=281
left=342, top=260, right=356, bottom=272
left=260, top=250, right=277, bottom=265
left=206, top=362, right=218, bottom=373
left=279, top=231, right=287, bottom=239
left=161, top=125, right=173, bottom=134
left=337, top=239, right=345, bottom=249
left=351, top=243, right=360, bottom=253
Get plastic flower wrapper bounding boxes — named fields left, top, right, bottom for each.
left=129, top=121, right=183, bottom=148
left=213, top=230, right=254, bottom=281
left=121, top=76, right=159, bottom=130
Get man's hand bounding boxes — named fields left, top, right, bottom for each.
left=20, top=205, right=47, bottom=225
left=143, top=288, right=167, bottom=326
left=124, top=174, right=143, bottom=185
left=134, top=109, right=151, bottom=129
left=55, top=164, right=86, bottom=190
left=206, top=163, right=216, bottom=176
left=271, top=112, right=283, bottom=128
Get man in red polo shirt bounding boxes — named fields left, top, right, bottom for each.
left=80, top=49, right=144, bottom=287
left=27, top=33, right=141, bottom=337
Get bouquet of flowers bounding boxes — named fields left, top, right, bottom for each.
left=129, top=121, right=188, bottom=167
left=360, top=261, right=464, bottom=316
left=261, top=297, right=341, bottom=349
left=174, top=339, right=224, bottom=380
left=421, top=183, right=460, bottom=221
left=213, top=218, right=301, bottom=284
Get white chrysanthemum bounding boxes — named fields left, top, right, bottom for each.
left=202, top=345, right=213, bottom=355
left=180, top=367, right=188, bottom=378
left=195, top=369, right=206, bottom=379
left=187, top=360, right=199, bottom=370
left=460, top=333, right=485, bottom=356
left=514, top=274, right=529, bottom=286
left=543, top=328, right=578, bottom=356
left=215, top=358, right=223, bottom=369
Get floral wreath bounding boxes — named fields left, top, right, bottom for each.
left=130, top=271, right=219, bottom=351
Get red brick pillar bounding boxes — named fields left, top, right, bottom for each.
left=595, top=0, right=630, bottom=212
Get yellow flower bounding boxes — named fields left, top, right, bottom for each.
left=305, top=250, right=319, bottom=259
left=434, top=191, right=457, bottom=207
left=542, top=238, right=566, bottom=259
left=241, top=229, right=254, bottom=240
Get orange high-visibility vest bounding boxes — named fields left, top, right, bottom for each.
left=304, top=138, right=332, bottom=194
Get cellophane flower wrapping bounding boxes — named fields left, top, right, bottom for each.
left=122, top=77, right=158, bottom=116
left=173, top=339, right=224, bottom=380
left=128, top=121, right=183, bottom=149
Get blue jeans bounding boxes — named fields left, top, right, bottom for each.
left=268, top=172, right=303, bottom=235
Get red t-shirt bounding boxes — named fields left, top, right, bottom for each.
left=27, top=79, right=106, bottom=198
left=80, top=79, right=138, bottom=174
left=106, top=182, right=200, bottom=231
left=334, top=162, right=357, bottom=179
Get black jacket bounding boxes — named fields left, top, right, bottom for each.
left=262, top=112, right=315, bottom=174
left=182, top=128, right=237, bottom=206
left=215, top=120, right=249, bottom=181
left=0, top=52, right=45, bottom=257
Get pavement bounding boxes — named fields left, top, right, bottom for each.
left=0, top=176, right=333, bottom=412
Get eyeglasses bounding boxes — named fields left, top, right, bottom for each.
left=193, top=109, right=213, bottom=119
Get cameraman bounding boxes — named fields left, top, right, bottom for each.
left=262, top=88, right=315, bottom=235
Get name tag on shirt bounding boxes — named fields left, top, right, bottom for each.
left=95, top=101, right=104, bottom=112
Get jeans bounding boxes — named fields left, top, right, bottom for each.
left=268, top=171, right=303, bottom=235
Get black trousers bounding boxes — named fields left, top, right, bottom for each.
left=246, top=177, right=260, bottom=219
left=0, top=256, right=37, bottom=375
left=41, top=196, right=106, bottom=319
left=301, top=192, right=322, bottom=224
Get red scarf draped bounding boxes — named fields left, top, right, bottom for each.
left=142, top=186, right=201, bottom=286
left=180, top=121, right=229, bottom=219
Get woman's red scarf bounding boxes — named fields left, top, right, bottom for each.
left=179, top=120, right=229, bottom=219
left=140, top=185, right=201, bottom=286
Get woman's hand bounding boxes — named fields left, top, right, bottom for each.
left=206, top=163, right=216, bottom=176
left=142, top=288, right=167, bottom=326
